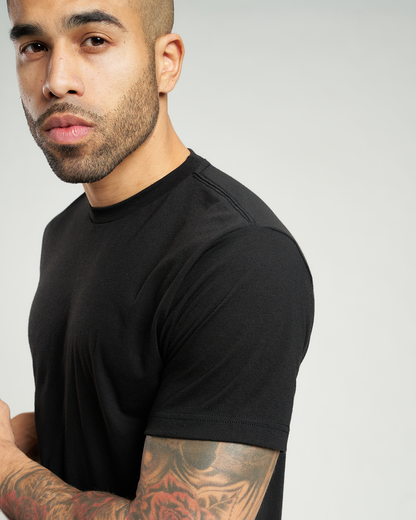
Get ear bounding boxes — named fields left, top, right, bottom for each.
left=155, top=33, right=185, bottom=94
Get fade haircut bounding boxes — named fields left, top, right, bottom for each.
left=136, top=0, right=174, bottom=52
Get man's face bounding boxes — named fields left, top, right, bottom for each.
left=9, top=0, right=160, bottom=184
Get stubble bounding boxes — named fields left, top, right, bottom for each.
left=23, top=61, right=160, bottom=184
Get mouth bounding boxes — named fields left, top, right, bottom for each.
left=42, top=114, right=94, bottom=145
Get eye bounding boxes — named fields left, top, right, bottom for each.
left=83, top=36, right=108, bottom=47
left=21, top=42, right=48, bottom=54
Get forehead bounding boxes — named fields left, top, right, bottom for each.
left=9, top=0, right=140, bottom=30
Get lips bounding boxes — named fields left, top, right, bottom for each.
left=43, top=114, right=92, bottom=131
left=42, top=114, right=94, bottom=144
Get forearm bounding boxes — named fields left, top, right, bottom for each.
left=0, top=448, right=131, bottom=520
left=1, top=400, right=277, bottom=520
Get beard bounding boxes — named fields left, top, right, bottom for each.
left=22, top=61, right=160, bottom=184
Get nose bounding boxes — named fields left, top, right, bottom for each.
left=42, top=49, right=85, bottom=100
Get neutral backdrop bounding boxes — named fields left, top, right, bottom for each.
left=1, top=1, right=415, bottom=519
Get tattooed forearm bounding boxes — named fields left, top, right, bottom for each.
left=0, top=452, right=129, bottom=520
left=0, top=438, right=278, bottom=520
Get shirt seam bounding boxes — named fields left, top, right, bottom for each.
left=193, top=170, right=255, bottom=226
left=149, top=411, right=290, bottom=433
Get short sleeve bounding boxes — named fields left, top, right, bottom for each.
left=145, top=226, right=314, bottom=452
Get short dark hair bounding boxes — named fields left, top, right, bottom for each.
left=136, top=0, right=174, bottom=51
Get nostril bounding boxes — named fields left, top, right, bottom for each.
left=68, top=90, right=77, bottom=94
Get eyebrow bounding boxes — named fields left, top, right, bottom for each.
left=62, top=10, right=126, bottom=31
left=10, top=23, right=45, bottom=42
left=9, top=9, right=126, bottom=42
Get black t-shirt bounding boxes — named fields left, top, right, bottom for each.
left=29, top=151, right=314, bottom=518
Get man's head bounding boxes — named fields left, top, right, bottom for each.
left=8, top=0, right=182, bottom=185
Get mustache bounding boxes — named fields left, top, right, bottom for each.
left=35, top=102, right=103, bottom=128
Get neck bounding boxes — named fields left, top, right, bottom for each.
left=83, top=111, right=189, bottom=208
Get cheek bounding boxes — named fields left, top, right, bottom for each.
left=86, top=46, right=147, bottom=91
left=16, top=66, right=45, bottom=114
left=82, top=66, right=139, bottom=111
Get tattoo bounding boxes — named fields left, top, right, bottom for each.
left=0, top=439, right=278, bottom=519
left=0, top=462, right=129, bottom=519
left=132, top=437, right=278, bottom=520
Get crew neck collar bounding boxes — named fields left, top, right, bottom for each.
left=88, top=150, right=204, bottom=224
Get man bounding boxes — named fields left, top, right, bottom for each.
left=0, top=0, right=314, bottom=518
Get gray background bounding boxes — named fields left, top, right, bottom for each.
left=1, top=0, right=415, bottom=518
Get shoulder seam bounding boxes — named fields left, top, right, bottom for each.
left=193, top=170, right=255, bottom=225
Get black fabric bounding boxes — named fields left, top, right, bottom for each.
left=29, top=151, right=314, bottom=517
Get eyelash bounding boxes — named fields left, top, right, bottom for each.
left=20, top=36, right=109, bottom=55
left=83, top=36, right=108, bottom=47
left=21, top=42, right=48, bottom=54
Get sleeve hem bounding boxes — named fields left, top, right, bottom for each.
left=145, top=412, right=289, bottom=452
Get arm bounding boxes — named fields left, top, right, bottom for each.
left=0, top=400, right=278, bottom=520
left=11, top=412, right=39, bottom=463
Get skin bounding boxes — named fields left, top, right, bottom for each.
left=11, top=413, right=38, bottom=463
left=8, top=0, right=189, bottom=207
left=1, top=0, right=280, bottom=518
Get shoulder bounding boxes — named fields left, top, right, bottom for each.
left=43, top=193, right=88, bottom=239
left=172, top=225, right=314, bottom=327
left=187, top=152, right=293, bottom=237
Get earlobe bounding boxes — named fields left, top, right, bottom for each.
left=156, top=33, right=185, bottom=95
